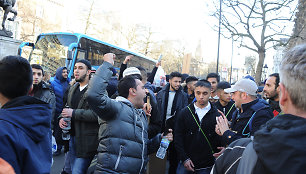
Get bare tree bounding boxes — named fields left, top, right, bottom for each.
left=139, top=26, right=154, bottom=55
left=17, top=0, right=62, bottom=42
left=84, top=0, right=95, bottom=34
left=213, top=0, right=298, bottom=84
left=244, top=55, right=256, bottom=76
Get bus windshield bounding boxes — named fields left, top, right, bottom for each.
left=29, top=34, right=78, bottom=76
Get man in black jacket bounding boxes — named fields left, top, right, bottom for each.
left=29, top=64, right=56, bottom=126
left=175, top=80, right=222, bottom=174
left=206, top=73, right=220, bottom=103
left=59, top=59, right=99, bottom=174
left=214, top=81, right=235, bottom=122
left=156, top=71, right=188, bottom=174
left=184, top=76, right=198, bottom=104
left=211, top=44, right=306, bottom=174
left=216, top=78, right=273, bottom=146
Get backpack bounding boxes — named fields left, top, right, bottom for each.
left=236, top=140, right=258, bottom=174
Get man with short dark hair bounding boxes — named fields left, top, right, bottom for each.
left=156, top=71, right=188, bottom=174
left=214, top=81, right=235, bottom=121
left=87, top=53, right=172, bottom=174
left=29, top=64, right=56, bottom=122
left=175, top=80, right=222, bottom=174
left=59, top=59, right=99, bottom=174
left=0, top=56, right=52, bottom=174
left=211, top=44, right=306, bottom=174
left=184, top=76, right=198, bottom=104
left=263, top=73, right=281, bottom=116
left=206, top=73, right=220, bottom=103
left=215, top=78, right=273, bottom=146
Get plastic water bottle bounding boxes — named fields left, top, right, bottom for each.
left=52, top=135, right=57, bottom=153
left=62, top=117, right=71, bottom=140
left=156, top=138, right=170, bottom=159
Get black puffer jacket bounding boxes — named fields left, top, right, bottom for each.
left=87, top=62, right=160, bottom=174
left=156, top=84, right=188, bottom=132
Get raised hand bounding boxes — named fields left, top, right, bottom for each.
left=123, top=55, right=134, bottom=64
left=103, top=53, right=116, bottom=65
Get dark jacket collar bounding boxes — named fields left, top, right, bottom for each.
left=189, top=101, right=217, bottom=116
left=2, top=96, right=47, bottom=109
left=161, top=83, right=183, bottom=93
left=241, top=98, right=259, bottom=113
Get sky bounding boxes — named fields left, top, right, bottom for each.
left=67, top=0, right=296, bottom=71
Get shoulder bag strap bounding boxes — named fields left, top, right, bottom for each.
left=187, top=106, right=215, bottom=154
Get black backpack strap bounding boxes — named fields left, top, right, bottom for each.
left=236, top=141, right=258, bottom=174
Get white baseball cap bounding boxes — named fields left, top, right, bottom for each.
left=224, top=78, right=258, bottom=96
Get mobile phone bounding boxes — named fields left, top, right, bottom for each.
left=158, top=54, right=163, bottom=62
left=146, top=96, right=151, bottom=111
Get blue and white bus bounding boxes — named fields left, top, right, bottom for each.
left=18, top=32, right=157, bottom=78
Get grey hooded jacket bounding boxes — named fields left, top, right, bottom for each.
left=87, top=62, right=160, bottom=174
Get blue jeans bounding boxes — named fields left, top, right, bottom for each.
left=69, top=136, right=94, bottom=174
left=176, top=162, right=212, bottom=174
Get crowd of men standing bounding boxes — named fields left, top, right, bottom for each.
left=0, top=43, right=305, bottom=174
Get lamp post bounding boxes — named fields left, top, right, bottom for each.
left=262, top=64, right=268, bottom=82
left=216, top=0, right=222, bottom=74
left=230, top=34, right=233, bottom=84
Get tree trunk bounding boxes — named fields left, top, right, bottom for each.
left=255, top=50, right=265, bottom=85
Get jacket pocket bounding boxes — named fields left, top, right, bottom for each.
left=115, top=145, right=124, bottom=170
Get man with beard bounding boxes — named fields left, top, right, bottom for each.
left=59, top=59, right=99, bottom=174
left=215, top=79, right=273, bottom=146
left=206, top=73, right=220, bottom=103
left=156, top=72, right=188, bottom=174
left=263, top=73, right=281, bottom=116
left=29, top=64, right=56, bottom=124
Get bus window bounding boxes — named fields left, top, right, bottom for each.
left=88, top=51, right=93, bottom=63
left=77, top=50, right=86, bottom=59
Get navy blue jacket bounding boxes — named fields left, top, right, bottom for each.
left=50, top=67, right=70, bottom=117
left=0, top=96, right=52, bottom=174
left=212, top=114, right=306, bottom=174
left=222, top=99, right=273, bottom=145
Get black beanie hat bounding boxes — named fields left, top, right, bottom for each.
left=76, top=59, right=91, bottom=70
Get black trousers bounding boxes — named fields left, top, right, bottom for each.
left=168, top=141, right=179, bottom=174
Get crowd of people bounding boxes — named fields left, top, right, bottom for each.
left=0, top=43, right=305, bottom=174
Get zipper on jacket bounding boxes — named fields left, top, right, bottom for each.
left=115, top=145, right=123, bottom=170
left=139, top=115, right=145, bottom=174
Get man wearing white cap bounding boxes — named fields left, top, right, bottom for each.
left=215, top=78, right=273, bottom=146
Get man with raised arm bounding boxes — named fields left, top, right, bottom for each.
left=87, top=53, right=172, bottom=174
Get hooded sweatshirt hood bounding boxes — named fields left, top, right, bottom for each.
left=253, top=114, right=306, bottom=173
left=0, top=96, right=51, bottom=143
left=55, top=67, right=67, bottom=82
